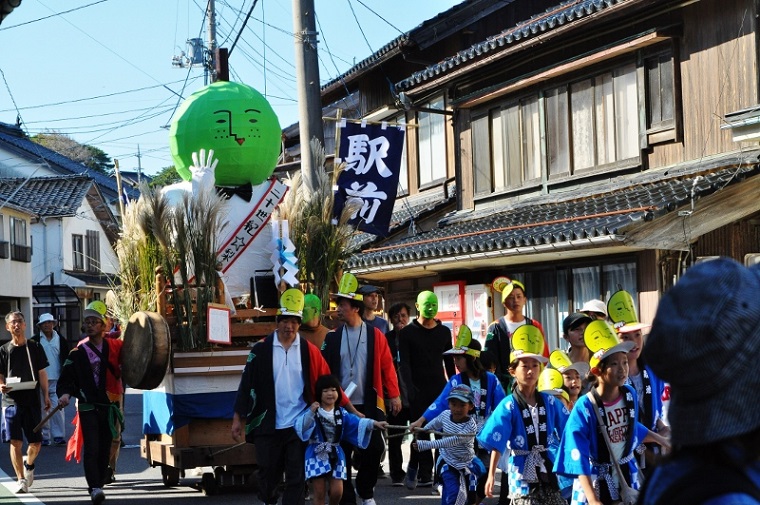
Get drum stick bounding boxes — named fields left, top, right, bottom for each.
left=33, top=404, right=64, bottom=433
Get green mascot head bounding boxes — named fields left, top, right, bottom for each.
left=169, top=81, right=281, bottom=186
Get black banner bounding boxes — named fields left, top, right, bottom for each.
left=333, top=121, right=405, bottom=237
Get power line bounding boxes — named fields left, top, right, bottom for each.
left=0, top=79, right=200, bottom=114
left=354, top=0, right=406, bottom=36
left=0, top=0, right=110, bottom=31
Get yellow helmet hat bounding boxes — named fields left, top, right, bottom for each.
left=584, top=320, right=634, bottom=371
left=500, top=278, right=527, bottom=304
left=607, top=289, right=651, bottom=334
left=549, top=349, right=591, bottom=378
left=278, top=288, right=305, bottom=318
left=330, top=272, right=363, bottom=301
left=538, top=367, right=570, bottom=403
left=443, top=325, right=481, bottom=357
left=510, top=324, right=548, bottom=364
left=83, top=300, right=107, bottom=322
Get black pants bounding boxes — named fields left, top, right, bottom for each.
left=386, top=406, right=409, bottom=481
left=340, top=405, right=385, bottom=504
left=80, top=407, right=112, bottom=492
left=254, top=428, right=306, bottom=505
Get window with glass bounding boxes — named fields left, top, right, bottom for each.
left=85, top=230, right=100, bottom=272
left=394, top=113, right=409, bottom=196
left=417, top=96, right=447, bottom=186
left=0, top=214, right=6, bottom=259
left=72, top=234, right=84, bottom=271
left=645, top=48, right=676, bottom=135
left=473, top=59, right=654, bottom=195
left=10, top=217, right=30, bottom=262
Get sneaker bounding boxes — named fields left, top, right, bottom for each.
left=404, top=467, right=418, bottom=490
left=361, top=499, right=376, bottom=505
left=15, top=479, right=28, bottom=494
left=23, top=461, right=34, bottom=487
left=54, top=437, right=66, bottom=445
left=91, top=487, right=106, bottom=504
left=418, top=479, right=434, bottom=488
left=377, top=465, right=386, bottom=478
left=41, top=439, right=51, bottom=446
left=104, top=467, right=115, bottom=484
left=391, top=476, right=405, bottom=487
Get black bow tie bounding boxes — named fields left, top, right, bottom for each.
left=216, top=183, right=253, bottom=202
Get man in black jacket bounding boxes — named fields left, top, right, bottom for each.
left=57, top=307, right=123, bottom=504
left=231, top=289, right=340, bottom=505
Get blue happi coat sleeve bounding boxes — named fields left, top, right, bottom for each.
left=476, top=394, right=516, bottom=456
left=422, top=374, right=463, bottom=421
left=645, top=365, right=666, bottom=431
left=294, top=407, right=318, bottom=443
left=339, top=407, right=377, bottom=450
left=553, top=394, right=597, bottom=478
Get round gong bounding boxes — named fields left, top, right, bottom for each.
left=122, top=311, right=171, bottom=390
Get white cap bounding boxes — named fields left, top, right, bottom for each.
left=37, top=313, right=56, bottom=325
left=580, top=299, right=607, bottom=317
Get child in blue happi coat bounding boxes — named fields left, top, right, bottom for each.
left=409, top=326, right=506, bottom=502
left=295, top=374, right=387, bottom=505
left=477, top=325, right=569, bottom=505
left=553, top=321, right=669, bottom=505
left=413, top=384, right=485, bottom=505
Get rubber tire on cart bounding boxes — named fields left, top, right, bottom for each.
left=161, top=465, right=180, bottom=487
left=201, top=472, right=218, bottom=496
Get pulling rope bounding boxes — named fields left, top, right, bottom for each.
left=384, top=425, right=478, bottom=439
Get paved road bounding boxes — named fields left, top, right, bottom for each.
left=0, top=391, right=506, bottom=504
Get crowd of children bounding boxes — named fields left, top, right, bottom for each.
left=286, top=282, right=674, bottom=505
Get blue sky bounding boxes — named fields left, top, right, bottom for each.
left=0, top=0, right=460, bottom=175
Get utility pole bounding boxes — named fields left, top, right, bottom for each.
left=207, top=0, right=218, bottom=83
left=292, top=0, right=324, bottom=192
left=137, top=145, right=142, bottom=185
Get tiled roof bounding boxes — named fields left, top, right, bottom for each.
left=0, top=175, right=93, bottom=217
left=346, top=151, right=760, bottom=270
left=320, top=0, right=494, bottom=93
left=349, top=181, right=457, bottom=249
left=0, top=123, right=138, bottom=200
left=396, top=0, right=629, bottom=91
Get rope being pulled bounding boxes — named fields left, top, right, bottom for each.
left=384, top=425, right=478, bottom=439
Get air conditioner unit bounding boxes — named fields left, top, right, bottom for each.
left=744, top=253, right=760, bottom=266
left=695, top=256, right=721, bottom=264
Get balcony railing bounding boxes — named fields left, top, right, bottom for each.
left=11, top=244, right=31, bottom=263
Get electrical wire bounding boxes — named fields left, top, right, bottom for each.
left=0, top=0, right=110, bottom=31
left=353, top=0, right=405, bottom=36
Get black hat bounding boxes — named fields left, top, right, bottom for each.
left=562, top=312, right=593, bottom=335
left=357, top=285, right=382, bottom=295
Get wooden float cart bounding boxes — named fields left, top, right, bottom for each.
left=123, top=271, right=277, bottom=495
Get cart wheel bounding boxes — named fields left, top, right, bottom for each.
left=201, top=472, right=218, bottom=496
left=161, top=465, right=180, bottom=487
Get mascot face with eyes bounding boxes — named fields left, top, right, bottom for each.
left=169, top=81, right=282, bottom=187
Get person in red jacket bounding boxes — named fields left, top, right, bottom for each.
left=322, top=273, right=401, bottom=505
left=232, top=289, right=352, bottom=505
left=58, top=307, right=122, bottom=505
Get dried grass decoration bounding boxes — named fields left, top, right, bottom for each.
left=277, top=139, right=361, bottom=310
left=118, top=181, right=227, bottom=350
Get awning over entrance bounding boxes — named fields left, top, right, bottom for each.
left=32, top=284, right=80, bottom=305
